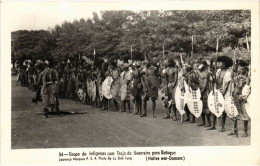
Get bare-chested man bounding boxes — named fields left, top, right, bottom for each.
left=121, top=63, right=132, bottom=113
left=141, top=61, right=160, bottom=118
left=231, top=60, right=250, bottom=137
left=215, top=56, right=233, bottom=132
left=183, top=65, right=199, bottom=123
left=198, top=61, right=212, bottom=127
left=110, top=61, right=120, bottom=112
left=162, top=59, right=178, bottom=120
left=131, top=62, right=143, bottom=115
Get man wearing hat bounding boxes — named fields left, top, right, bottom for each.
left=38, top=60, right=59, bottom=118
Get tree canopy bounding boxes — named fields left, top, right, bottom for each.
left=11, top=10, right=251, bottom=63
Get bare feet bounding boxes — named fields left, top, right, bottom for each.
left=184, top=119, right=190, bottom=122
left=207, top=126, right=216, bottom=130
left=198, top=123, right=204, bottom=127
left=219, top=127, right=225, bottom=132
left=172, top=116, right=177, bottom=121
left=204, top=124, right=211, bottom=127
left=242, top=132, right=248, bottom=137
left=140, top=114, right=147, bottom=117
left=162, top=116, right=170, bottom=119
left=228, top=132, right=234, bottom=136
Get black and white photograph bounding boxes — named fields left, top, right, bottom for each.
left=1, top=1, right=260, bottom=165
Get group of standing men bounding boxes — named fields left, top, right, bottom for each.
left=16, top=54, right=251, bottom=138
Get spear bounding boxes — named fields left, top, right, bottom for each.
left=216, top=36, right=219, bottom=53
left=93, top=49, right=96, bottom=61
left=246, top=35, right=250, bottom=52
left=180, top=53, right=184, bottom=65
left=130, top=45, right=136, bottom=115
left=213, top=36, right=219, bottom=92
left=215, top=36, right=221, bottom=129
left=191, top=35, right=194, bottom=58
left=145, top=51, right=147, bottom=61
left=163, top=44, right=169, bottom=116
left=131, top=45, right=133, bottom=61
left=233, top=49, right=236, bottom=65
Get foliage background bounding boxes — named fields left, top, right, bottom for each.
left=11, top=10, right=251, bottom=64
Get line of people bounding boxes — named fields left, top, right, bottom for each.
left=16, top=55, right=251, bottom=137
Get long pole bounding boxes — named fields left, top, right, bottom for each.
left=233, top=49, right=236, bottom=65
left=131, top=45, right=133, bottom=61
left=180, top=53, right=184, bottom=65
left=246, top=35, right=250, bottom=52
left=94, top=49, right=96, bottom=61
left=163, top=45, right=165, bottom=62
left=213, top=36, right=219, bottom=93
left=214, top=36, right=219, bottom=86
left=215, top=36, right=220, bottom=129
left=163, top=44, right=169, bottom=116
left=191, top=35, right=194, bottom=58
left=130, top=45, right=136, bottom=114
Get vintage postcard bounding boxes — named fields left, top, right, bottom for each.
left=1, top=0, right=260, bottom=165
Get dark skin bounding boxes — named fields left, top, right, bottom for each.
left=209, top=61, right=230, bottom=132
left=228, top=66, right=249, bottom=137
left=198, top=65, right=211, bottom=127
left=141, top=64, right=158, bottom=118
left=110, top=65, right=119, bottom=112
left=183, top=68, right=197, bottom=123
left=161, top=63, right=178, bottom=120
left=122, top=67, right=131, bottom=113
left=217, top=62, right=230, bottom=96
left=132, top=65, right=142, bottom=115
left=207, top=63, right=218, bottom=130
left=99, top=63, right=110, bottom=111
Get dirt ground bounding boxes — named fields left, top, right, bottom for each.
left=11, top=76, right=250, bottom=149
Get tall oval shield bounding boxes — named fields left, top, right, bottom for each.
left=207, top=89, right=225, bottom=117
left=244, top=94, right=251, bottom=118
left=158, top=85, right=167, bottom=107
left=110, top=77, right=127, bottom=103
left=187, top=89, right=203, bottom=118
left=87, top=79, right=92, bottom=98
left=175, top=84, right=186, bottom=115
left=102, top=77, right=113, bottom=99
left=77, top=88, right=84, bottom=102
left=92, top=80, right=96, bottom=101
left=242, top=84, right=251, bottom=118
left=224, top=96, right=239, bottom=118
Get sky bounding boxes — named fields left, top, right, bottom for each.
left=1, top=0, right=257, bottom=32
left=2, top=2, right=102, bottom=31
